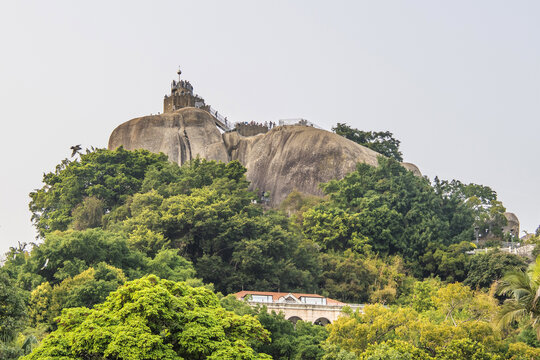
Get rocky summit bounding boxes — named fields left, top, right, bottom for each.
left=109, top=107, right=422, bottom=205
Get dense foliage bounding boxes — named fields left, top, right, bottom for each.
left=102, top=158, right=317, bottom=294
left=324, top=281, right=540, bottom=359
left=332, top=123, right=403, bottom=161
left=306, top=157, right=472, bottom=262
left=23, top=276, right=271, bottom=360
left=498, top=257, right=540, bottom=339
left=2, top=144, right=538, bottom=359
left=221, top=295, right=329, bottom=360
left=0, top=273, right=27, bottom=342
left=29, top=147, right=169, bottom=236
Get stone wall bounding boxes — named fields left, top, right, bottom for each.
left=235, top=123, right=269, bottom=137
left=163, top=94, right=204, bottom=113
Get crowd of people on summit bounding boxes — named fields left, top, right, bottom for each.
left=236, top=120, right=277, bottom=129
left=172, top=79, right=193, bottom=93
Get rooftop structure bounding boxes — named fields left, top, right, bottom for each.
left=235, top=291, right=345, bottom=305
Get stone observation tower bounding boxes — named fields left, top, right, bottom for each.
left=109, top=67, right=418, bottom=206
left=163, top=67, right=231, bottom=131
left=163, top=67, right=206, bottom=113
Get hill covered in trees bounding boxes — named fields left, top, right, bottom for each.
left=1, top=125, right=540, bottom=359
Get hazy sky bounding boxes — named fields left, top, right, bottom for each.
left=1, top=1, right=539, bottom=257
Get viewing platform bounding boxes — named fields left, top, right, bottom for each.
left=163, top=67, right=233, bottom=131
left=163, top=68, right=322, bottom=134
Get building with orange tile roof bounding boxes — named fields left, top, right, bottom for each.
left=233, top=290, right=363, bottom=325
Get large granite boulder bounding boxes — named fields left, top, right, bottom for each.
left=400, top=162, right=422, bottom=177
left=108, top=107, right=229, bottom=165
left=222, top=125, right=380, bottom=205
left=503, top=212, right=520, bottom=236
left=109, top=109, right=421, bottom=205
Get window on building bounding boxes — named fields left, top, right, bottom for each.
left=247, top=295, right=273, bottom=303
left=300, top=297, right=326, bottom=305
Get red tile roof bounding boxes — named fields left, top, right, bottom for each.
left=233, top=290, right=346, bottom=305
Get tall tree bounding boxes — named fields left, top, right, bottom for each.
left=465, top=250, right=527, bottom=289
left=107, top=160, right=318, bottom=294
left=432, top=177, right=507, bottom=237
left=22, top=276, right=271, bottom=360
left=29, top=147, right=168, bottom=236
left=332, top=123, right=403, bottom=161
left=306, top=157, right=474, bottom=263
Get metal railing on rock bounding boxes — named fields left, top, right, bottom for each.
left=207, top=105, right=233, bottom=131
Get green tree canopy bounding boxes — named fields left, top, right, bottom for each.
left=17, top=229, right=147, bottom=289
left=465, top=250, right=527, bottom=290
left=324, top=289, right=519, bottom=360
left=317, top=251, right=411, bottom=304
left=28, top=263, right=126, bottom=328
left=23, top=276, right=271, bottom=360
left=29, top=147, right=169, bottom=236
left=221, top=296, right=328, bottom=360
left=358, top=340, right=431, bottom=360
left=9, top=228, right=200, bottom=296
left=0, top=272, right=27, bottom=342
left=26, top=151, right=319, bottom=295
left=432, top=177, right=507, bottom=237
left=332, top=123, right=403, bottom=161
left=105, top=160, right=318, bottom=294
left=419, top=241, right=474, bottom=283
left=498, top=257, right=540, bottom=340
left=306, top=157, right=474, bottom=264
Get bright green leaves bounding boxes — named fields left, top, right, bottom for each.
left=306, top=157, right=470, bottom=264
left=302, top=208, right=368, bottom=252
left=0, top=272, right=27, bottom=342
left=497, top=259, right=540, bottom=339
left=107, top=165, right=315, bottom=294
left=332, top=123, right=403, bottom=162
left=359, top=340, right=432, bottom=360
left=30, top=147, right=169, bottom=236
left=28, top=263, right=126, bottom=328
left=22, top=276, right=270, bottom=360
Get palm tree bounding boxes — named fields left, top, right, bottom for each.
left=497, top=256, right=540, bottom=339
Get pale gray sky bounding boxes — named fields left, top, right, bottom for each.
left=1, top=1, right=539, bottom=256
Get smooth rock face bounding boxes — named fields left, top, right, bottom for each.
left=108, top=108, right=229, bottom=165
left=503, top=212, right=520, bottom=236
left=108, top=108, right=421, bottom=205
left=223, top=126, right=380, bottom=205
left=400, top=162, right=422, bottom=177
